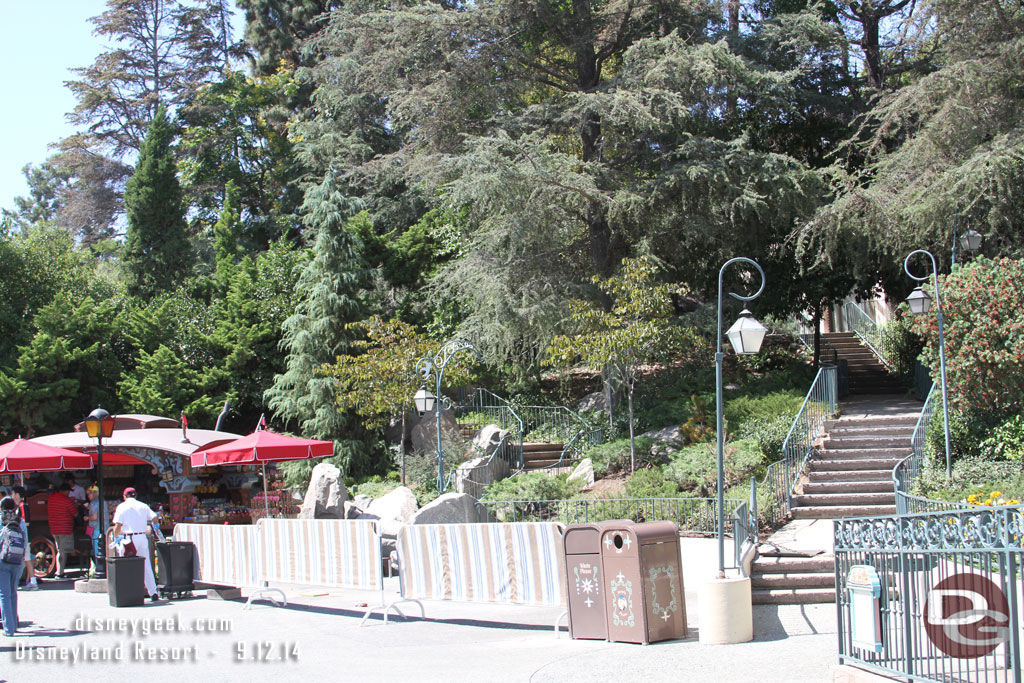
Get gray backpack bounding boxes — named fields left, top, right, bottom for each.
left=0, top=524, right=26, bottom=565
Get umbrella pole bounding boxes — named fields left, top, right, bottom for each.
left=262, top=463, right=270, bottom=519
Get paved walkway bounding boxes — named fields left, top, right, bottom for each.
left=1, top=540, right=840, bottom=683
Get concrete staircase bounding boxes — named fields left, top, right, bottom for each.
left=522, top=442, right=566, bottom=470
left=823, top=331, right=904, bottom=395
left=749, top=395, right=922, bottom=605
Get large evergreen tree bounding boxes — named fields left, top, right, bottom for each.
left=300, top=1, right=835, bottom=372
left=123, top=105, right=192, bottom=298
left=264, top=172, right=374, bottom=475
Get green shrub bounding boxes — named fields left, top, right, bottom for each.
left=481, top=471, right=583, bottom=502
left=925, top=406, right=1001, bottom=465
left=724, top=390, right=803, bottom=428
left=914, top=456, right=1024, bottom=503
left=584, top=436, right=656, bottom=476
left=738, top=414, right=793, bottom=461
left=624, top=467, right=682, bottom=498
left=352, top=479, right=399, bottom=499
left=978, top=414, right=1024, bottom=462
left=664, top=439, right=763, bottom=496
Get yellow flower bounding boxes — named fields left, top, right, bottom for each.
left=991, top=491, right=1003, bottom=498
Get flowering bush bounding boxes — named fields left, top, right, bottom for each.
left=911, top=257, right=1024, bottom=417
left=964, top=491, right=1022, bottom=507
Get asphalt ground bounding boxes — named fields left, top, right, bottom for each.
left=0, top=537, right=840, bottom=683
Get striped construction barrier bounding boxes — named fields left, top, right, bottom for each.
left=259, top=518, right=382, bottom=590
left=389, top=522, right=567, bottom=629
left=172, top=523, right=261, bottom=588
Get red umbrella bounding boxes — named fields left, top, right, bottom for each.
left=190, top=431, right=333, bottom=518
left=0, top=438, right=96, bottom=472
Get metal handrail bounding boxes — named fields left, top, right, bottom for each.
left=755, top=364, right=838, bottom=527
left=783, top=364, right=838, bottom=505
left=797, top=332, right=839, bottom=365
left=455, top=390, right=525, bottom=469
left=891, top=383, right=963, bottom=514
left=842, top=301, right=892, bottom=370
left=477, top=496, right=745, bottom=537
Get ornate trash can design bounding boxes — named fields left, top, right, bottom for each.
left=600, top=521, right=687, bottom=644
left=563, top=521, right=631, bottom=640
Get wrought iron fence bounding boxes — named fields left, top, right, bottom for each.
left=513, top=403, right=602, bottom=468
left=892, top=385, right=963, bottom=516
left=843, top=301, right=894, bottom=370
left=834, top=507, right=1023, bottom=683
left=753, top=364, right=837, bottom=529
left=455, top=389, right=525, bottom=469
left=476, top=496, right=744, bottom=535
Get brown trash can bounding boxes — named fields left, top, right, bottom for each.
left=600, top=521, right=687, bottom=644
left=563, top=520, right=631, bottom=640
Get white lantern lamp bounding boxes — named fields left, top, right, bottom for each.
left=725, top=309, right=768, bottom=355
left=905, top=287, right=932, bottom=315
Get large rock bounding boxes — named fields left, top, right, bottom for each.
left=567, top=457, right=595, bottom=488
left=297, top=463, right=349, bottom=519
left=640, top=425, right=686, bottom=458
left=358, top=486, right=419, bottom=537
left=410, top=407, right=464, bottom=457
left=455, top=455, right=511, bottom=499
left=471, top=424, right=509, bottom=453
left=576, top=390, right=609, bottom=413
left=411, top=492, right=480, bottom=525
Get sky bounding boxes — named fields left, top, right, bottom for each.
left=0, top=0, right=244, bottom=216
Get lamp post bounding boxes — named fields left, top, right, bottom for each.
left=715, top=258, right=767, bottom=578
left=85, top=407, right=115, bottom=580
left=950, top=224, right=983, bottom=266
left=904, top=249, right=953, bottom=478
left=415, top=340, right=483, bottom=492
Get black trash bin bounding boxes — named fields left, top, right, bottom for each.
left=107, top=556, right=146, bottom=607
left=156, top=541, right=196, bottom=599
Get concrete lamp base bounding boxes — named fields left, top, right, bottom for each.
left=698, top=576, right=753, bottom=645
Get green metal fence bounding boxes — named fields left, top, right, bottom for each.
left=893, top=383, right=962, bottom=515
left=835, top=506, right=1023, bottom=682
left=477, top=496, right=744, bottom=535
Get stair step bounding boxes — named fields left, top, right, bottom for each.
left=805, top=468, right=894, bottom=481
left=802, top=481, right=893, bottom=494
left=751, top=556, right=834, bottom=573
left=791, top=505, right=897, bottom=519
left=792, top=492, right=895, bottom=506
left=810, top=458, right=902, bottom=472
left=826, top=417, right=918, bottom=428
left=823, top=436, right=912, bottom=449
left=752, top=573, right=836, bottom=589
left=751, top=588, right=836, bottom=605
left=826, top=424, right=915, bottom=435
left=522, top=442, right=564, bottom=452
left=817, top=446, right=909, bottom=458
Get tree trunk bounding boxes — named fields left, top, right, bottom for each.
left=627, top=382, right=636, bottom=473
left=812, top=304, right=823, bottom=370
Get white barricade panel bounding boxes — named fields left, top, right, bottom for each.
left=397, top=523, right=566, bottom=607
left=259, top=518, right=382, bottom=590
left=173, top=523, right=260, bottom=587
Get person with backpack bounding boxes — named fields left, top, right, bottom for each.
left=0, top=496, right=26, bottom=636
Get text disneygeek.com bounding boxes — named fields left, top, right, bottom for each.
left=6, top=614, right=298, bottom=664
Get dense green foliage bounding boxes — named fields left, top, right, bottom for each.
left=3, top=0, right=1023, bottom=498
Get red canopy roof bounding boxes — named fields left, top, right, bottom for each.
left=190, top=431, right=333, bottom=467
left=0, top=438, right=97, bottom=472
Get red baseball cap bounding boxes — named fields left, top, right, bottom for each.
left=123, top=487, right=137, bottom=497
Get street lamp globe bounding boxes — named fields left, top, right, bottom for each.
left=725, top=309, right=768, bottom=355
left=85, top=407, right=115, bottom=439
left=414, top=387, right=437, bottom=415
left=959, top=229, right=983, bottom=255
left=905, top=287, right=932, bottom=316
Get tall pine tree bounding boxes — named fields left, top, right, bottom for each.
left=264, top=172, right=374, bottom=476
left=123, top=105, right=192, bottom=298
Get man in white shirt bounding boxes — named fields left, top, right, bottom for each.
left=64, top=474, right=86, bottom=506
left=111, top=487, right=160, bottom=601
